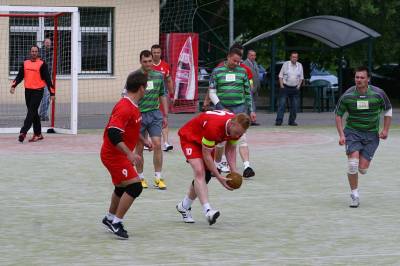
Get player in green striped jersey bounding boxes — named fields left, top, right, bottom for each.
left=335, top=66, right=392, bottom=208
left=209, top=48, right=257, bottom=178
left=131, top=50, right=169, bottom=190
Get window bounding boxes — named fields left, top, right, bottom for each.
left=8, top=7, right=113, bottom=76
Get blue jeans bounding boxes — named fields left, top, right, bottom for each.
left=275, top=85, right=299, bottom=124
left=39, top=86, right=50, bottom=119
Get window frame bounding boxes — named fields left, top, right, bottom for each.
left=8, top=8, right=113, bottom=77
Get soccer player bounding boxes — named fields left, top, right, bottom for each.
left=151, top=44, right=174, bottom=152
left=10, top=45, right=55, bottom=143
left=176, top=110, right=251, bottom=225
left=129, top=50, right=169, bottom=189
left=101, top=71, right=150, bottom=239
left=209, top=48, right=256, bottom=178
left=335, top=66, right=392, bottom=208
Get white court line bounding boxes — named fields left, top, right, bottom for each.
left=145, top=252, right=400, bottom=265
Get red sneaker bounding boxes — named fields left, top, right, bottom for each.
left=18, top=133, right=26, bottom=143
left=29, top=134, right=44, bottom=142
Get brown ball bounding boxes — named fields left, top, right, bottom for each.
left=226, top=172, right=243, bottom=189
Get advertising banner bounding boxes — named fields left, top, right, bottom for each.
left=161, top=33, right=199, bottom=113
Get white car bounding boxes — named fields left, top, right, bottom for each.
left=310, top=68, right=338, bottom=90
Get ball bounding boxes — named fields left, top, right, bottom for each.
left=226, top=172, right=243, bottom=189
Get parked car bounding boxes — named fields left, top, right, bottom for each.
left=371, top=63, right=400, bottom=99
left=198, top=61, right=212, bottom=87
left=309, top=68, right=338, bottom=90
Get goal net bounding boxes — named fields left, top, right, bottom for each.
left=0, top=6, right=78, bottom=134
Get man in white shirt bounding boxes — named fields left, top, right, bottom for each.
left=275, top=51, right=304, bottom=126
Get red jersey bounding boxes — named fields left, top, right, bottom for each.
left=178, top=110, right=239, bottom=148
left=152, top=60, right=171, bottom=79
left=217, top=61, right=253, bottom=80
left=101, top=97, right=142, bottom=161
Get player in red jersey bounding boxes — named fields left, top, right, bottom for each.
left=100, top=71, right=152, bottom=239
left=151, top=44, right=175, bottom=152
left=176, top=110, right=251, bottom=225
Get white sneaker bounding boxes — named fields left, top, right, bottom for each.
left=163, top=143, right=173, bottom=152
left=144, top=145, right=149, bottom=151
left=176, top=202, right=195, bottom=223
left=206, top=209, right=220, bottom=225
left=217, top=161, right=230, bottom=173
left=349, top=194, right=360, bottom=208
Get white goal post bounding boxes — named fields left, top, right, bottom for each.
left=0, top=6, right=79, bottom=134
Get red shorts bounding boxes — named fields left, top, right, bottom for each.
left=180, top=139, right=203, bottom=160
left=101, top=156, right=138, bottom=185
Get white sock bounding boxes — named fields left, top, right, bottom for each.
left=221, top=155, right=227, bottom=163
left=203, top=203, right=211, bottom=215
left=243, top=161, right=250, bottom=169
left=182, top=195, right=193, bottom=210
left=155, top=172, right=162, bottom=179
left=165, top=142, right=170, bottom=146
left=138, top=172, right=144, bottom=180
left=112, top=216, right=123, bottom=224
left=351, top=189, right=359, bottom=198
left=106, top=212, right=114, bottom=221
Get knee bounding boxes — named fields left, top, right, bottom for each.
left=347, top=158, right=359, bottom=174
left=124, top=182, right=143, bottom=198
left=358, top=168, right=368, bottom=175
left=152, top=140, right=162, bottom=150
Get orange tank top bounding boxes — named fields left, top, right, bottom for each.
left=23, top=59, right=46, bottom=89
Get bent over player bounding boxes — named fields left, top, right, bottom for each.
left=335, top=66, right=392, bottom=208
left=100, top=72, right=150, bottom=239
left=176, top=110, right=250, bottom=225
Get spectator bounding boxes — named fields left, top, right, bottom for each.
left=275, top=51, right=304, bottom=126
left=38, top=38, right=53, bottom=121
left=243, top=49, right=261, bottom=126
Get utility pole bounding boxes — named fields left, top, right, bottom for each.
left=229, top=0, right=234, bottom=47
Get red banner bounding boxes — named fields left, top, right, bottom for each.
left=161, top=33, right=199, bottom=113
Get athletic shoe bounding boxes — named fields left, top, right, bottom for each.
left=141, top=179, right=148, bottom=189
left=110, top=222, right=129, bottom=239
left=206, top=209, right=220, bottom=225
left=163, top=143, right=173, bottom=152
left=243, top=166, right=255, bottom=178
left=217, top=161, right=230, bottom=173
left=176, top=202, right=195, bottom=223
left=28, top=134, right=44, bottom=142
left=144, top=145, right=150, bottom=151
left=289, top=122, right=298, bottom=126
left=349, top=194, right=360, bottom=208
left=102, top=216, right=113, bottom=232
left=154, top=178, right=167, bottom=190
left=18, top=133, right=26, bottom=143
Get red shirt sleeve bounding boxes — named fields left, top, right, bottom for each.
left=107, top=102, right=132, bottom=131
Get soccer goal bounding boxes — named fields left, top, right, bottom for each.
left=0, top=6, right=79, bottom=134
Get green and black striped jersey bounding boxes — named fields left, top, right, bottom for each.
left=132, top=68, right=165, bottom=113
left=335, top=85, right=392, bottom=132
left=209, top=64, right=253, bottom=112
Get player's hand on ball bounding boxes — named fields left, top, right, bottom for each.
left=226, top=172, right=243, bottom=189
left=216, top=174, right=233, bottom=191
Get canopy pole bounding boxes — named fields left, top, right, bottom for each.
left=368, top=37, right=373, bottom=73
left=270, top=36, right=276, bottom=112
left=338, top=48, right=344, bottom=95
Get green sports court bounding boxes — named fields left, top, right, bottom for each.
left=1, top=112, right=399, bottom=266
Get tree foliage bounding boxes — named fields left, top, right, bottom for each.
left=235, top=0, right=400, bottom=68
